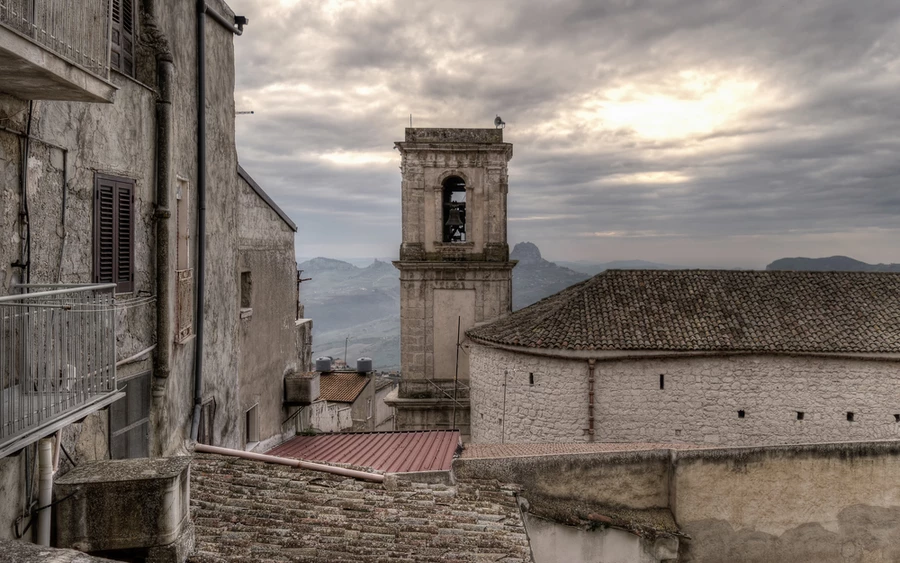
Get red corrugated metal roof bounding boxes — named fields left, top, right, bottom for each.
left=267, top=431, right=460, bottom=473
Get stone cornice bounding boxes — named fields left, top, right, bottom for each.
left=393, top=260, right=518, bottom=271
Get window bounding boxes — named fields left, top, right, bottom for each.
left=240, top=271, right=252, bottom=319
left=441, top=176, right=466, bottom=243
left=245, top=404, right=259, bottom=446
left=110, top=0, right=136, bottom=77
left=176, top=178, right=190, bottom=270
left=197, top=399, right=216, bottom=445
left=93, top=174, right=134, bottom=293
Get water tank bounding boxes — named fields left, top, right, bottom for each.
left=356, top=357, right=373, bottom=373
left=315, top=356, right=333, bottom=373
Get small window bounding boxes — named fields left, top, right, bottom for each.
left=441, top=176, right=466, bottom=243
left=197, top=399, right=216, bottom=445
left=737, top=410, right=745, bottom=419
left=245, top=404, right=259, bottom=446
left=796, top=411, right=804, bottom=421
left=659, top=374, right=665, bottom=390
left=529, top=372, right=534, bottom=386
left=894, top=414, right=900, bottom=423
left=176, top=178, right=190, bottom=270
left=846, top=412, right=854, bottom=422
left=94, top=174, right=134, bottom=293
left=110, top=0, right=136, bottom=77
left=240, top=271, right=252, bottom=308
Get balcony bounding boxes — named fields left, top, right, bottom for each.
left=0, top=283, right=124, bottom=458
left=0, top=0, right=116, bottom=102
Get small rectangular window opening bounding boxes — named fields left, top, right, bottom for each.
left=529, top=372, right=534, bottom=386
left=894, top=414, right=900, bottom=423
left=245, top=404, right=259, bottom=445
left=846, top=412, right=854, bottom=422
left=240, top=271, right=252, bottom=308
left=659, top=374, right=665, bottom=390
left=796, top=411, right=804, bottom=421
left=737, top=410, right=745, bottom=419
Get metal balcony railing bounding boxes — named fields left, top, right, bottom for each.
left=0, top=0, right=111, bottom=79
left=0, top=283, right=119, bottom=457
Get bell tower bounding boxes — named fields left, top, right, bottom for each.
left=387, top=128, right=516, bottom=438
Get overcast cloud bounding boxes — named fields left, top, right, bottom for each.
left=226, top=0, right=900, bottom=268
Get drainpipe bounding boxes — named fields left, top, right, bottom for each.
left=195, top=443, right=384, bottom=482
left=190, top=0, right=207, bottom=442
left=36, top=438, right=53, bottom=546
left=587, top=359, right=596, bottom=442
left=191, top=1, right=247, bottom=441
left=144, top=0, right=174, bottom=455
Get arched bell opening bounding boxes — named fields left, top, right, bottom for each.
left=442, top=176, right=467, bottom=243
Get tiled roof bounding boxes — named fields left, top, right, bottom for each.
left=467, top=270, right=900, bottom=353
left=318, top=371, right=370, bottom=403
left=189, top=454, right=532, bottom=562
left=268, top=431, right=460, bottom=473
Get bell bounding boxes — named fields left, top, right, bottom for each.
left=445, top=207, right=464, bottom=227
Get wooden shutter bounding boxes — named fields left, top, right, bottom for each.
left=110, top=0, right=135, bottom=77
left=94, top=174, right=135, bottom=293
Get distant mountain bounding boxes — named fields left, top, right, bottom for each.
left=556, top=259, right=682, bottom=276
left=511, top=242, right=590, bottom=310
left=766, top=256, right=900, bottom=272
left=298, top=258, right=401, bottom=370
left=301, top=244, right=683, bottom=370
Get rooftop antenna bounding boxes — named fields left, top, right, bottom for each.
left=409, top=114, right=412, bottom=127
left=236, top=110, right=254, bottom=115
left=494, top=115, right=505, bottom=129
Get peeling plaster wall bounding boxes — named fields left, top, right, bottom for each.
left=470, top=345, right=900, bottom=446
left=0, top=0, right=253, bottom=536
left=455, top=442, right=900, bottom=563
left=236, top=175, right=307, bottom=449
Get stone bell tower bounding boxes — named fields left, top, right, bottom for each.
left=387, top=128, right=516, bottom=438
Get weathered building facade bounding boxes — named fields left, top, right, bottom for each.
left=0, top=0, right=307, bottom=543
left=386, top=128, right=516, bottom=438
left=468, top=269, right=900, bottom=445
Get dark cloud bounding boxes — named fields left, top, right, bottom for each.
left=227, top=0, right=900, bottom=267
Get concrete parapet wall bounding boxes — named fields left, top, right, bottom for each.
left=456, top=440, right=900, bottom=562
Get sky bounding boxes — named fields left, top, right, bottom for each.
left=227, top=0, right=900, bottom=269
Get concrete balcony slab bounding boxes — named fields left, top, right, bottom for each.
left=0, top=25, right=116, bottom=103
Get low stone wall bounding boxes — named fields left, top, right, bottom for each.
left=455, top=440, right=900, bottom=562
left=470, top=345, right=900, bottom=446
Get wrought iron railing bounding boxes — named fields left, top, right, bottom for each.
left=0, top=0, right=111, bottom=79
left=0, top=284, right=117, bottom=455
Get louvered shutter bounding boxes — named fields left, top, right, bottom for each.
left=94, top=177, right=116, bottom=285
left=115, top=180, right=134, bottom=293
left=110, top=0, right=135, bottom=77
left=94, top=175, right=135, bottom=293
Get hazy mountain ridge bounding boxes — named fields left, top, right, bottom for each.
left=511, top=242, right=590, bottom=310
left=765, top=256, right=900, bottom=272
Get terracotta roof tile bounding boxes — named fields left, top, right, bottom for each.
left=188, top=454, right=532, bottom=562
left=318, top=371, right=369, bottom=403
left=268, top=431, right=460, bottom=473
left=467, top=270, right=900, bottom=353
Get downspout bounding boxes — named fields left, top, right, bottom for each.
left=190, top=0, right=206, bottom=442
left=191, top=2, right=247, bottom=441
left=144, top=0, right=174, bottom=456
left=587, top=359, right=596, bottom=442
left=36, top=438, right=52, bottom=546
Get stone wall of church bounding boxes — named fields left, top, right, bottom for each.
left=469, top=345, right=900, bottom=445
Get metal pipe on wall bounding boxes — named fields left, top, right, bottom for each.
left=36, top=438, right=52, bottom=545
left=190, top=0, right=208, bottom=442
left=195, top=443, right=385, bottom=483
left=587, top=359, right=596, bottom=442
left=190, top=1, right=247, bottom=441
